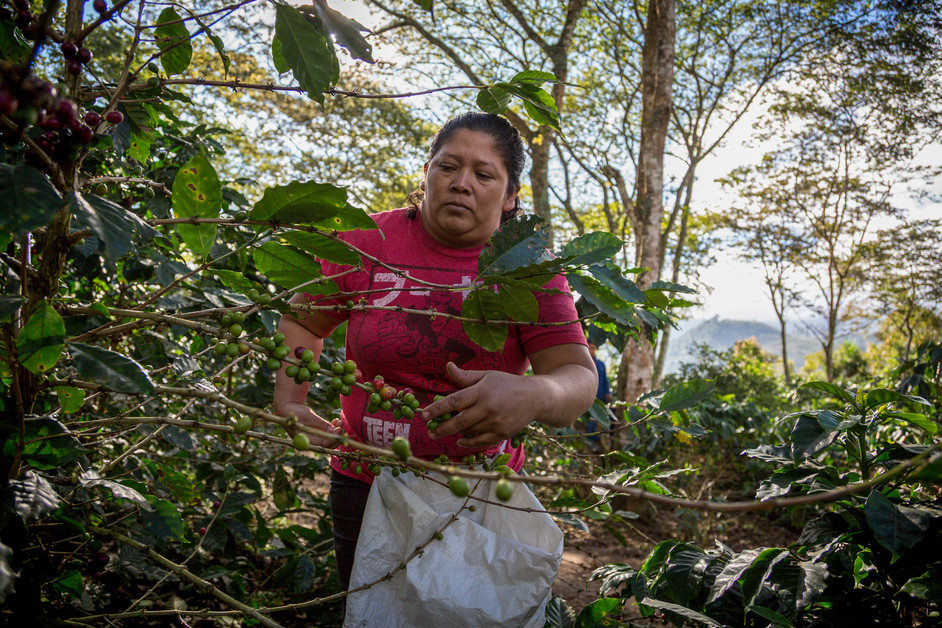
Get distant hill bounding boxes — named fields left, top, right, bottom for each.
left=662, top=317, right=825, bottom=374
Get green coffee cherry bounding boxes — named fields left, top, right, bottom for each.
left=390, top=437, right=410, bottom=460
left=292, top=433, right=310, bottom=450
left=495, top=479, right=513, bottom=502
left=449, top=476, right=469, bottom=497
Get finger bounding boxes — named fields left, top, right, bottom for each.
left=430, top=405, right=487, bottom=439
left=420, top=389, right=475, bottom=423
left=445, top=361, right=488, bottom=387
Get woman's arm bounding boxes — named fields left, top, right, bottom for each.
left=274, top=293, right=345, bottom=448
left=419, top=342, right=598, bottom=448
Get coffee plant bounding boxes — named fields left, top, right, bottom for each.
left=584, top=341, right=942, bottom=627
left=0, top=1, right=697, bottom=624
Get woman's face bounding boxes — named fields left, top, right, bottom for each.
left=420, top=129, right=519, bottom=249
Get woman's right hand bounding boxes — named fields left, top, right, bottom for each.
left=279, top=400, right=344, bottom=449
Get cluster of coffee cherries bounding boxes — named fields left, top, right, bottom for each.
left=59, top=40, right=95, bottom=78
left=3, top=0, right=43, bottom=40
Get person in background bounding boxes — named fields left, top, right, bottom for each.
left=586, top=343, right=611, bottom=449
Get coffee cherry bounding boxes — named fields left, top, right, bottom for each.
left=369, top=393, right=382, bottom=405
left=221, top=312, right=233, bottom=327
left=400, top=406, right=414, bottom=420
left=390, top=437, right=410, bottom=460
left=77, top=48, right=93, bottom=64
left=301, top=349, right=315, bottom=363
left=212, top=343, right=227, bottom=356
left=84, top=110, right=102, bottom=126
left=257, top=293, right=271, bottom=305
left=225, top=342, right=240, bottom=357
left=94, top=0, right=108, bottom=14
left=146, top=77, right=160, bottom=88
left=228, top=323, right=243, bottom=336
left=143, top=187, right=156, bottom=198
left=344, top=359, right=357, bottom=373
left=67, top=60, right=82, bottom=76
left=267, top=357, right=282, bottom=370
left=294, top=346, right=306, bottom=359
left=61, top=42, right=78, bottom=58
left=380, top=400, right=392, bottom=412
left=380, top=387, right=396, bottom=401
left=148, top=61, right=160, bottom=73
left=449, top=476, right=469, bottom=497
left=247, top=288, right=260, bottom=301
left=495, top=478, right=513, bottom=502
left=231, top=311, right=246, bottom=324
left=426, top=420, right=439, bottom=431
left=14, top=10, right=31, bottom=29
left=273, top=346, right=289, bottom=360
left=340, top=384, right=352, bottom=396
left=77, top=125, right=94, bottom=144
left=238, top=342, right=250, bottom=355
left=285, top=365, right=299, bottom=378
left=402, top=393, right=416, bottom=406
left=198, top=527, right=207, bottom=536
left=292, top=433, right=310, bottom=451
left=212, top=501, right=221, bottom=509
left=296, top=367, right=311, bottom=381
left=272, top=333, right=285, bottom=345
left=331, top=362, right=345, bottom=375
left=342, top=373, right=356, bottom=385
left=105, top=110, right=123, bottom=124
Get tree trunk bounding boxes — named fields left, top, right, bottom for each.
left=620, top=0, right=675, bottom=403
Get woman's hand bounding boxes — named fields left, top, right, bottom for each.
left=420, top=343, right=597, bottom=448
left=279, top=400, right=344, bottom=449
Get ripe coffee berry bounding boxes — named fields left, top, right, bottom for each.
left=77, top=48, right=92, bottom=64
left=61, top=42, right=78, bottom=58
left=198, top=527, right=207, bottom=536
left=94, top=0, right=108, bottom=14
left=77, top=125, right=94, bottom=143
left=67, top=60, right=82, bottom=76
left=84, top=110, right=102, bottom=126
left=105, top=110, right=123, bottom=124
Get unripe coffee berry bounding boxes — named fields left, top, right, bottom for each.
left=449, top=476, right=469, bottom=497
left=301, top=349, right=315, bottom=363
left=390, top=437, right=410, bottom=460
left=292, top=433, right=310, bottom=450
left=272, top=333, right=285, bottom=345
left=495, top=479, right=513, bottom=502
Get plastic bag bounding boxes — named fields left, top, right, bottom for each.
left=344, top=470, right=563, bottom=628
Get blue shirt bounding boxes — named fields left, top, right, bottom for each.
left=594, top=357, right=610, bottom=401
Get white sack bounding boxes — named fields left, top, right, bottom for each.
left=344, top=471, right=563, bottom=628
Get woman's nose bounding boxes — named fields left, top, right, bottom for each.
left=450, top=170, right=471, bottom=192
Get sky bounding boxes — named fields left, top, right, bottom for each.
left=325, top=0, right=942, bottom=326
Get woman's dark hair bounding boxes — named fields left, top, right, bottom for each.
left=408, top=112, right=526, bottom=223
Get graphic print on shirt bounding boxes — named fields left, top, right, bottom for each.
left=354, top=264, right=505, bottom=395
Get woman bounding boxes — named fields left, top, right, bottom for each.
left=273, top=112, right=597, bottom=591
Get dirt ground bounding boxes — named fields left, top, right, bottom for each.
left=551, top=504, right=798, bottom=620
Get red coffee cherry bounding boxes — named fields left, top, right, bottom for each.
left=105, top=110, right=123, bottom=124
left=60, top=42, right=78, bottom=59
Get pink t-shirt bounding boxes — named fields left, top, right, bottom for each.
left=309, top=208, right=587, bottom=483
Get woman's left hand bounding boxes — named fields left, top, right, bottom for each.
left=421, top=343, right=598, bottom=448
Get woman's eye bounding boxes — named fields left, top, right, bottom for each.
left=477, top=172, right=493, bottom=180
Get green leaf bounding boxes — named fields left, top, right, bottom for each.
left=767, top=559, right=827, bottom=612
left=496, top=284, right=538, bottom=322
left=864, top=490, right=931, bottom=559
left=659, top=379, right=715, bottom=413
left=574, top=597, right=621, bottom=628
left=16, top=300, right=65, bottom=374
left=274, top=2, right=338, bottom=103
left=69, top=342, right=156, bottom=394
left=271, top=35, right=290, bottom=74
left=497, top=81, right=560, bottom=132
left=648, top=280, right=697, bottom=294
left=790, top=415, right=837, bottom=461
left=887, top=411, right=937, bottom=435
left=740, top=548, right=789, bottom=607
left=476, top=85, right=512, bottom=114
left=461, top=288, right=508, bottom=351
left=70, top=192, right=158, bottom=262
left=55, top=387, right=85, bottom=414
left=586, top=264, right=647, bottom=304
left=51, top=570, right=84, bottom=599
left=707, top=548, right=762, bottom=603
left=11, top=470, right=61, bottom=521
left=213, top=269, right=265, bottom=296
left=252, top=241, right=323, bottom=291
left=172, top=152, right=222, bottom=259
left=154, top=8, right=192, bottom=75
left=477, top=214, right=551, bottom=276
left=799, top=381, right=855, bottom=405
left=544, top=595, right=576, bottom=628
left=412, top=0, right=433, bottom=10
left=866, top=388, right=932, bottom=409
left=309, top=0, right=374, bottom=63
left=0, top=20, right=32, bottom=65
left=900, top=569, right=942, bottom=601
left=251, top=180, right=375, bottom=231
left=157, top=464, right=201, bottom=504
left=142, top=498, right=187, bottom=541
left=566, top=272, right=637, bottom=328
left=273, top=467, right=298, bottom=512
left=559, top=231, right=624, bottom=267
left=0, top=295, right=20, bottom=322
left=79, top=470, right=152, bottom=511
left=0, top=164, right=63, bottom=237
left=814, top=409, right=859, bottom=432
left=509, top=70, right=561, bottom=85
left=20, top=418, right=89, bottom=471
left=127, top=129, right=152, bottom=164
left=192, top=13, right=230, bottom=75
left=746, top=605, right=795, bottom=628
left=638, top=598, right=722, bottom=627
left=282, top=230, right=362, bottom=266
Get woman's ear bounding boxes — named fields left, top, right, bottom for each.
left=502, top=185, right=521, bottom=213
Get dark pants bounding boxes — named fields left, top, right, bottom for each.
left=329, top=469, right=372, bottom=591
